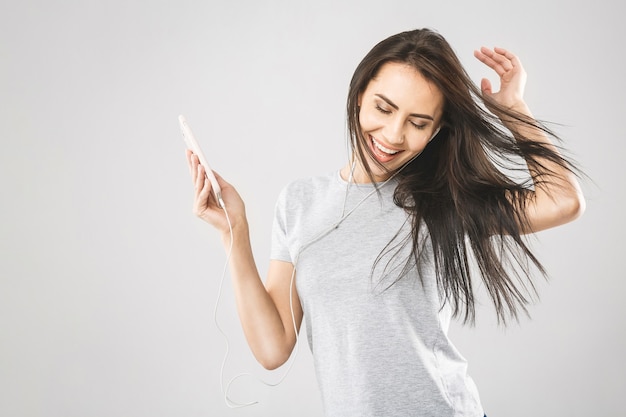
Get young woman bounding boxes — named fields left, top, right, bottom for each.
left=186, top=28, right=584, bottom=417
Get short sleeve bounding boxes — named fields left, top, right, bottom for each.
left=270, top=186, right=293, bottom=263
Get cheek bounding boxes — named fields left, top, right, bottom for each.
left=405, top=133, right=431, bottom=152
left=358, top=109, right=383, bottom=132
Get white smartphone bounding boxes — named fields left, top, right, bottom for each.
left=178, top=115, right=224, bottom=207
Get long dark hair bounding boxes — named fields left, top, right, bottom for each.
left=347, top=28, right=578, bottom=324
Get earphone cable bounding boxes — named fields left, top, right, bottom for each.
left=212, top=199, right=301, bottom=409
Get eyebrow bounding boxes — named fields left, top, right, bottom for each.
left=375, top=94, right=434, bottom=121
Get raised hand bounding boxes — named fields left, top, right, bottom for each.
left=473, top=46, right=527, bottom=111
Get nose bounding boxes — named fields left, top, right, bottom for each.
left=382, top=117, right=404, bottom=145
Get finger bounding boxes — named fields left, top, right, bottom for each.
left=480, top=78, right=492, bottom=96
left=484, top=47, right=513, bottom=70
left=189, top=153, right=199, bottom=183
left=191, top=154, right=205, bottom=185
left=195, top=165, right=213, bottom=207
left=474, top=49, right=503, bottom=75
left=195, top=164, right=208, bottom=193
left=211, top=170, right=230, bottom=188
left=476, top=47, right=511, bottom=77
left=493, top=47, right=515, bottom=61
left=186, top=149, right=195, bottom=177
left=494, top=47, right=523, bottom=70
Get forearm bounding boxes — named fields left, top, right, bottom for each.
left=221, top=223, right=294, bottom=369
left=502, top=102, right=585, bottom=230
left=502, top=102, right=557, bottom=152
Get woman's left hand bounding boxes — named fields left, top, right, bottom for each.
left=474, top=47, right=527, bottom=110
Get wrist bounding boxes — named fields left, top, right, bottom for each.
left=220, top=217, right=249, bottom=247
left=508, top=100, right=531, bottom=115
left=496, top=100, right=535, bottom=129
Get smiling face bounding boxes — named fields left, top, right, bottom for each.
left=351, top=61, right=444, bottom=183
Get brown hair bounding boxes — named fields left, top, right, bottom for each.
left=348, top=28, right=578, bottom=323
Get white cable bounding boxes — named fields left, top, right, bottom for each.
left=212, top=198, right=301, bottom=409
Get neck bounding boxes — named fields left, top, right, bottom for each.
left=340, top=156, right=390, bottom=184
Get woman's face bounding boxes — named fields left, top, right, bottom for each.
left=357, top=61, right=444, bottom=182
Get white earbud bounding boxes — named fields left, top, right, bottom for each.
left=428, top=126, right=441, bottom=143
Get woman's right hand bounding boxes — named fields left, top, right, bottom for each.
left=186, top=149, right=246, bottom=236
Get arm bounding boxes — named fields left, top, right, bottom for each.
left=474, top=47, right=586, bottom=233
left=187, top=150, right=302, bottom=369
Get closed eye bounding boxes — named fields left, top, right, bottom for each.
left=375, top=104, right=392, bottom=115
left=375, top=101, right=428, bottom=129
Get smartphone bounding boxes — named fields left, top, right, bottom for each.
left=178, top=115, right=224, bottom=207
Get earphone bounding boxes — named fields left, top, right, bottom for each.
left=429, top=126, right=441, bottom=142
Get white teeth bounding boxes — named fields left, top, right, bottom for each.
left=372, top=137, right=400, bottom=155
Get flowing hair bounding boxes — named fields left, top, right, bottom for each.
left=347, top=28, right=579, bottom=324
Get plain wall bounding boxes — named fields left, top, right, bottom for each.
left=1, top=0, right=624, bottom=416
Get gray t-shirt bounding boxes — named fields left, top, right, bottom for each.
left=271, top=171, right=484, bottom=417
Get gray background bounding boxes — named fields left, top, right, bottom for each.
left=1, top=0, right=623, bottom=416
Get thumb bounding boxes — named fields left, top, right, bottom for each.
left=480, top=78, right=492, bottom=97
left=212, top=170, right=229, bottom=187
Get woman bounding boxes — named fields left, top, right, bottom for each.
left=187, top=28, right=584, bottom=417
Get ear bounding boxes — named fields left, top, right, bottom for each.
left=357, top=92, right=363, bottom=107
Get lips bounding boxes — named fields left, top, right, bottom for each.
left=369, top=135, right=403, bottom=163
